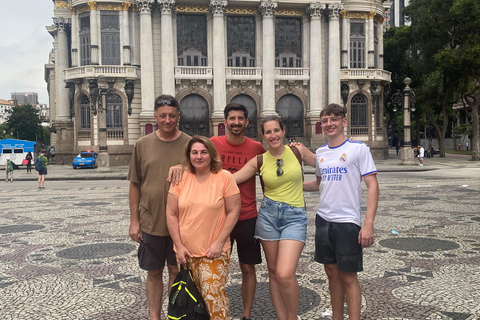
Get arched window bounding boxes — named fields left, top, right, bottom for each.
left=80, top=94, right=90, bottom=129
left=230, top=94, right=258, bottom=137
left=106, top=93, right=123, bottom=128
left=351, top=94, right=367, bottom=127
left=276, top=94, right=304, bottom=137
left=179, top=94, right=209, bottom=136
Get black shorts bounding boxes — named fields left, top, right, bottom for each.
left=230, top=217, right=262, bottom=265
left=137, top=232, right=176, bottom=271
left=38, top=168, right=47, bottom=176
left=314, top=215, right=363, bottom=273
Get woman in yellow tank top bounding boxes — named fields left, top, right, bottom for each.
left=233, top=116, right=316, bottom=320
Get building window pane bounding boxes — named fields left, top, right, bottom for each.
left=227, top=16, right=256, bottom=67
left=79, top=14, right=91, bottom=66
left=101, top=11, right=120, bottom=65
left=80, top=94, right=91, bottom=129
left=275, top=18, right=302, bottom=68
left=177, top=14, right=207, bottom=66
left=106, top=93, right=123, bottom=128
left=350, top=21, right=365, bottom=69
left=351, top=94, right=367, bottom=127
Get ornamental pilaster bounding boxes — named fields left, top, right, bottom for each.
left=209, top=0, right=227, bottom=15
left=307, top=3, right=326, bottom=20
left=137, top=0, right=154, bottom=14
left=53, top=17, right=71, bottom=32
left=159, top=0, right=175, bottom=14
left=259, top=1, right=277, bottom=17
left=122, top=2, right=132, bottom=11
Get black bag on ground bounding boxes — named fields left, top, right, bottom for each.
left=167, top=262, right=210, bottom=320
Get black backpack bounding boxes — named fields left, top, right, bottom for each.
left=167, top=262, right=210, bottom=320
left=35, top=157, right=44, bottom=172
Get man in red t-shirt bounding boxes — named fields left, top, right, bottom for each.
left=211, top=103, right=265, bottom=320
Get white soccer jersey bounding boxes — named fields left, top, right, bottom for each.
left=315, top=139, right=377, bottom=226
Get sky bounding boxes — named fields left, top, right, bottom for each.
left=0, top=1, right=54, bottom=105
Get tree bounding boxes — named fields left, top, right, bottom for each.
left=405, top=0, right=480, bottom=160
left=5, top=104, right=42, bottom=142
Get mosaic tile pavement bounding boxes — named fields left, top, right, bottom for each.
left=0, top=164, right=479, bottom=319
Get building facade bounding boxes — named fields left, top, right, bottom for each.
left=10, top=92, right=39, bottom=106
left=0, top=99, right=14, bottom=125
left=46, top=0, right=392, bottom=166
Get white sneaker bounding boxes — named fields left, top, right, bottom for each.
left=297, top=316, right=301, bottom=320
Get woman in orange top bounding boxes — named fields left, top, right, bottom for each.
left=166, top=135, right=241, bottom=320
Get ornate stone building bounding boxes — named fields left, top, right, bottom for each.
left=45, top=0, right=391, bottom=165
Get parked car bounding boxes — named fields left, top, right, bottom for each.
left=72, top=151, right=97, bottom=169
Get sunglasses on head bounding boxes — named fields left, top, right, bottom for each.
left=276, top=159, right=284, bottom=177
left=155, top=99, right=178, bottom=108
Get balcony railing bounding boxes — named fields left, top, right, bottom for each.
left=340, top=69, right=391, bottom=82
left=350, top=127, right=369, bottom=136
left=78, top=130, right=91, bottom=140
left=64, top=65, right=138, bottom=81
left=226, top=67, right=262, bottom=85
left=107, top=129, right=124, bottom=140
left=274, top=68, right=310, bottom=86
left=174, top=66, right=213, bottom=84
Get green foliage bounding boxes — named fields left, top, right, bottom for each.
left=5, top=104, right=41, bottom=141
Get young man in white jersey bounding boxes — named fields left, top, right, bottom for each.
left=304, top=103, right=379, bottom=320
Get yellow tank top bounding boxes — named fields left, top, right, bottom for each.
left=260, top=146, right=304, bottom=207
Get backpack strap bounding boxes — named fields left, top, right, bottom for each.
left=257, top=154, right=265, bottom=193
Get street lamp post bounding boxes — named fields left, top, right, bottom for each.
left=400, top=77, right=416, bottom=165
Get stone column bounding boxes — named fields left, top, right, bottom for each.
left=327, top=3, right=343, bottom=104
left=55, top=18, right=71, bottom=121
left=340, top=10, right=349, bottom=69
left=259, top=1, right=277, bottom=117
left=378, top=18, right=384, bottom=69
left=210, top=0, right=228, bottom=119
left=122, top=3, right=132, bottom=65
left=159, top=0, right=176, bottom=96
left=307, top=3, right=325, bottom=117
left=138, top=0, right=155, bottom=115
left=88, top=2, right=99, bottom=65
left=368, top=11, right=375, bottom=69
left=71, top=11, right=79, bottom=67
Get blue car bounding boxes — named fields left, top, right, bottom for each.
left=72, top=151, right=97, bottom=169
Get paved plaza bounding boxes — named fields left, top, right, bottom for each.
left=1, top=151, right=480, bottom=319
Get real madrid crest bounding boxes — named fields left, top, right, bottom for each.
left=339, top=153, right=347, bottom=163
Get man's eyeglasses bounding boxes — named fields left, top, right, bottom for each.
left=320, top=117, right=343, bottom=125
left=155, top=99, right=178, bottom=108
left=276, top=159, right=284, bottom=177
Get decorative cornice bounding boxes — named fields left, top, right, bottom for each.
left=76, top=5, right=90, bottom=14
left=138, top=0, right=154, bottom=13
left=225, top=7, right=257, bottom=15
left=98, top=3, right=122, bottom=11
left=307, top=3, right=326, bottom=19
left=259, top=1, right=277, bottom=17
left=348, top=12, right=368, bottom=19
left=55, top=1, right=70, bottom=9
left=175, top=5, right=209, bottom=13
left=327, top=3, right=344, bottom=19
left=340, top=10, right=348, bottom=19
left=87, top=1, right=97, bottom=10
left=159, top=0, right=175, bottom=14
left=209, top=0, right=228, bottom=15
left=275, top=8, right=303, bottom=16
left=122, top=2, right=132, bottom=11
left=368, top=11, right=376, bottom=19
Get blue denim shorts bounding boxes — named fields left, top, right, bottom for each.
left=255, top=197, right=307, bottom=243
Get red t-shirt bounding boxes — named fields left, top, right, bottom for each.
left=211, top=135, right=266, bottom=221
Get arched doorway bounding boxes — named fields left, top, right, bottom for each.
left=276, top=94, right=304, bottom=137
left=230, top=94, right=258, bottom=138
left=179, top=94, right=209, bottom=136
